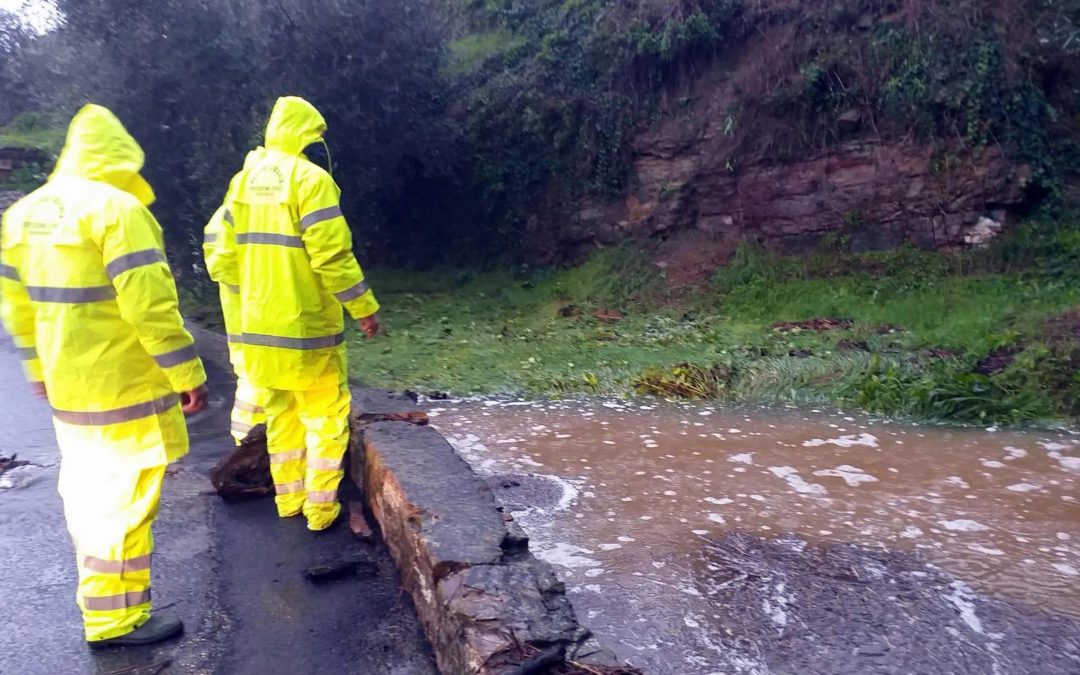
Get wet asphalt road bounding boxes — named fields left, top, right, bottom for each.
left=0, top=328, right=436, bottom=675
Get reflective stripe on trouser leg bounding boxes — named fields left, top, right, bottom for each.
left=264, top=389, right=307, bottom=517
left=58, top=459, right=164, bottom=641
left=230, top=376, right=267, bottom=445
left=296, top=382, right=351, bottom=531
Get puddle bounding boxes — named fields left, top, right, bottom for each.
left=432, top=399, right=1080, bottom=674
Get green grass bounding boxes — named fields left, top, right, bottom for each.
left=343, top=222, right=1080, bottom=426
left=0, top=112, right=65, bottom=154
left=446, top=30, right=527, bottom=76
left=0, top=112, right=64, bottom=191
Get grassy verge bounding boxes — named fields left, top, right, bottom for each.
left=345, top=219, right=1080, bottom=426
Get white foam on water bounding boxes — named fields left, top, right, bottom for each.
left=802, top=433, right=879, bottom=448
left=1040, top=441, right=1074, bottom=452
left=767, top=466, right=828, bottom=495
left=598, top=543, right=622, bottom=551
left=1047, top=451, right=1080, bottom=472
left=617, top=536, right=636, bottom=543
left=940, top=519, right=991, bottom=532
left=728, top=453, right=755, bottom=465
left=901, top=526, right=924, bottom=539
left=943, top=580, right=1000, bottom=639
left=707, top=513, right=726, bottom=524
left=980, top=460, right=1006, bottom=469
left=1006, top=482, right=1040, bottom=493
left=1053, top=563, right=1079, bottom=576
left=968, top=544, right=1006, bottom=556
left=705, top=497, right=734, bottom=505
left=535, top=541, right=601, bottom=569
left=762, top=582, right=793, bottom=630
left=944, top=476, right=970, bottom=488
left=813, top=465, right=879, bottom=487
left=692, top=529, right=709, bottom=535
left=1004, top=446, right=1028, bottom=460
left=585, top=568, right=606, bottom=577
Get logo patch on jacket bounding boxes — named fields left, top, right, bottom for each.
left=23, top=196, right=65, bottom=236
left=248, top=165, right=286, bottom=201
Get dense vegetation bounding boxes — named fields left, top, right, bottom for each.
left=2, top=1, right=1078, bottom=263
left=2, top=0, right=1079, bottom=425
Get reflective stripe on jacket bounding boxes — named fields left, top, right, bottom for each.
left=0, top=104, right=206, bottom=435
left=215, top=96, right=379, bottom=390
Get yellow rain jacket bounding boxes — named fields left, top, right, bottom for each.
left=214, top=96, right=378, bottom=391
left=0, top=104, right=206, bottom=465
left=203, top=205, right=242, bottom=368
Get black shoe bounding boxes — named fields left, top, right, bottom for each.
left=88, top=615, right=184, bottom=650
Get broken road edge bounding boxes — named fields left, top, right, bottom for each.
left=348, top=388, right=637, bottom=675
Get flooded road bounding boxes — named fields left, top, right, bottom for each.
left=430, top=399, right=1080, bottom=674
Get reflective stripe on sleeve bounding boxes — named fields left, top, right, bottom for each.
left=236, top=233, right=304, bottom=248
left=307, top=457, right=343, bottom=471
left=105, top=249, right=166, bottom=280
left=231, top=420, right=255, bottom=436
left=53, top=393, right=179, bottom=426
left=0, top=263, right=18, bottom=281
left=203, top=232, right=218, bottom=244
left=275, top=480, right=305, bottom=495
left=269, top=449, right=305, bottom=464
left=227, top=284, right=240, bottom=294
left=233, top=398, right=264, bottom=414
left=299, top=205, right=343, bottom=233
left=153, top=343, right=198, bottom=368
left=26, top=285, right=115, bottom=304
left=230, top=332, right=345, bottom=350
left=307, top=490, right=338, bottom=504
left=334, top=281, right=369, bottom=303
left=17, top=346, right=37, bottom=360
left=84, top=588, right=151, bottom=611
left=82, top=554, right=151, bottom=575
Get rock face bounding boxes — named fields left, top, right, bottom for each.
left=531, top=59, right=1030, bottom=269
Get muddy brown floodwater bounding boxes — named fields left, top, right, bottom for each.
left=430, top=399, right=1080, bottom=674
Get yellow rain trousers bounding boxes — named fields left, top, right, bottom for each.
left=213, top=96, right=379, bottom=530
left=0, top=105, right=206, bottom=642
left=204, top=206, right=267, bottom=444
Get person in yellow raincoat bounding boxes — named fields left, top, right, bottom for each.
left=0, top=105, right=209, bottom=647
left=203, top=205, right=267, bottom=443
left=211, top=96, right=379, bottom=532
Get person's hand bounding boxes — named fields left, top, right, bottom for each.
left=359, top=313, right=380, bottom=339
left=30, top=381, right=47, bottom=400
left=181, top=384, right=209, bottom=415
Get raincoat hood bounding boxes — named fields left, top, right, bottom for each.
left=51, top=104, right=155, bottom=206
left=264, top=96, right=327, bottom=156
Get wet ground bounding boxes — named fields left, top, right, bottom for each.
left=432, top=398, right=1080, bottom=674
left=0, top=328, right=436, bottom=675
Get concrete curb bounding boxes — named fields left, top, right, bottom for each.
left=349, top=390, right=630, bottom=675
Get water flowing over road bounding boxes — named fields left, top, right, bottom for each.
left=432, top=398, right=1080, bottom=674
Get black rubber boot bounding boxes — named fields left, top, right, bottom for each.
left=88, top=615, right=184, bottom=650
